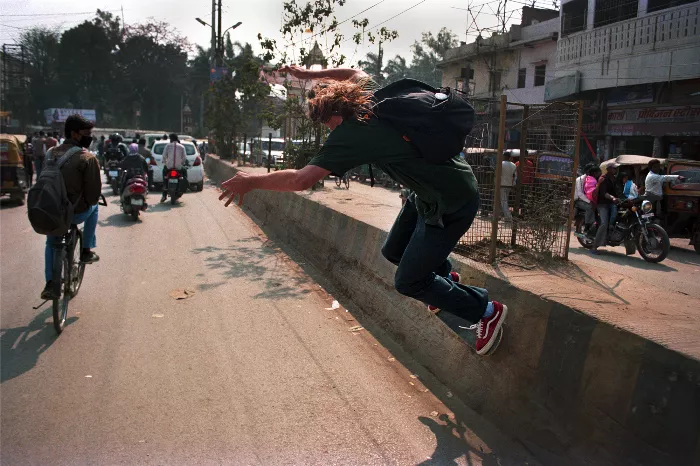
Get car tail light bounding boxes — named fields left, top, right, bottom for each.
left=130, top=185, right=146, bottom=194
left=170, top=170, right=179, bottom=178
left=193, top=156, right=202, bottom=166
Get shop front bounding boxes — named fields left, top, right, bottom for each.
left=606, top=106, right=700, bottom=160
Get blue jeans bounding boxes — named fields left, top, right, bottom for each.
left=34, top=157, right=44, bottom=178
left=44, top=204, right=98, bottom=282
left=381, top=196, right=489, bottom=324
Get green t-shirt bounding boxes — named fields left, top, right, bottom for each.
left=309, top=118, right=478, bottom=226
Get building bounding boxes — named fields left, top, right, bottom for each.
left=547, top=0, right=700, bottom=160
left=438, top=7, right=561, bottom=148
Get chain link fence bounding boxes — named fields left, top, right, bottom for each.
left=456, top=96, right=583, bottom=263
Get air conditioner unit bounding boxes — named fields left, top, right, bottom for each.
left=460, top=67, right=474, bottom=80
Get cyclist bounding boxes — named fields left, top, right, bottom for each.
left=41, top=115, right=102, bottom=300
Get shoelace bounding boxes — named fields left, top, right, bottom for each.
left=458, top=323, right=480, bottom=334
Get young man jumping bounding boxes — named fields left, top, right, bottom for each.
left=218, top=66, right=507, bottom=354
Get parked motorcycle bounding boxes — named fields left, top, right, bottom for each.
left=165, top=166, right=189, bottom=205
left=121, top=173, right=149, bottom=220
left=575, top=199, right=671, bottom=263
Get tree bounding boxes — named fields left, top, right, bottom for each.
left=384, top=55, right=410, bottom=84
left=356, top=26, right=399, bottom=85
left=409, top=28, right=458, bottom=87
left=18, top=27, right=62, bottom=122
left=206, top=42, right=269, bottom=159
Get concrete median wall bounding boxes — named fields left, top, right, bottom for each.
left=206, top=155, right=700, bottom=466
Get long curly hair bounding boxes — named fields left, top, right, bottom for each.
left=307, top=78, right=374, bottom=124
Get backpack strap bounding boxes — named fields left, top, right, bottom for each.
left=52, top=146, right=84, bottom=167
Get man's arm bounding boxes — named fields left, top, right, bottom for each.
left=84, top=155, right=103, bottom=205
left=279, top=65, right=368, bottom=82
left=219, top=165, right=330, bottom=206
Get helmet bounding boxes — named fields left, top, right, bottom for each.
left=128, top=143, right=138, bottom=154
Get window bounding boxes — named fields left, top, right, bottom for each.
left=489, top=70, right=502, bottom=93
left=517, top=68, right=527, bottom=88
left=534, top=65, right=546, bottom=87
left=594, top=0, right=638, bottom=28
left=647, top=0, right=695, bottom=13
left=562, top=0, right=588, bottom=35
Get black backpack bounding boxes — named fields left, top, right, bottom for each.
left=372, top=78, right=475, bottom=164
left=27, top=146, right=83, bottom=236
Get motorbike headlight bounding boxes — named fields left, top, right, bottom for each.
left=641, top=200, right=653, bottom=213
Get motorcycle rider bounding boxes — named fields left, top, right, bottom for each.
left=160, top=133, right=187, bottom=203
left=136, top=138, right=154, bottom=189
left=104, top=133, right=128, bottom=163
left=41, top=115, right=102, bottom=299
left=591, top=162, right=619, bottom=255
left=574, top=163, right=597, bottom=235
left=119, top=143, right=149, bottom=195
left=644, top=159, right=685, bottom=215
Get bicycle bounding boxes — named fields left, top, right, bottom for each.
left=335, top=172, right=350, bottom=189
left=36, top=195, right=107, bottom=334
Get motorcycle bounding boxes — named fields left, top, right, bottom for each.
left=575, top=198, right=671, bottom=263
left=121, top=173, right=149, bottom=220
left=165, top=165, right=189, bottom=205
left=105, top=160, right=122, bottom=196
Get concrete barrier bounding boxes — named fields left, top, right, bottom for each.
left=206, top=155, right=700, bottom=465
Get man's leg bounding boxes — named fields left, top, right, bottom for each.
left=500, top=187, right=512, bottom=220
left=161, top=167, right=168, bottom=202
left=393, top=196, right=488, bottom=324
left=593, top=204, right=610, bottom=252
left=73, top=204, right=99, bottom=262
left=34, top=158, right=42, bottom=178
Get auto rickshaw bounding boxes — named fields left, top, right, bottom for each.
left=663, top=158, right=700, bottom=254
left=0, top=134, right=26, bottom=205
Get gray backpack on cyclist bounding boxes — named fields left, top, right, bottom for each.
left=27, top=146, right=83, bottom=236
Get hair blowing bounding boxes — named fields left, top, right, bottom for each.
left=307, top=79, right=373, bottom=124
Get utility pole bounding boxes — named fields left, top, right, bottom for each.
left=210, top=0, right=217, bottom=68
left=218, top=0, right=223, bottom=64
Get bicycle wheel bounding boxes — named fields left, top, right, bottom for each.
left=69, top=230, right=85, bottom=298
left=344, top=176, right=350, bottom=189
left=335, top=176, right=342, bottom=187
left=52, top=245, right=67, bottom=334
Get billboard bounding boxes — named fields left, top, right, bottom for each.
left=44, top=108, right=97, bottom=124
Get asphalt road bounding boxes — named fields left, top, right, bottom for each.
left=0, top=181, right=536, bottom=465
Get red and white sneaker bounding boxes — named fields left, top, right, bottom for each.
left=428, top=272, right=461, bottom=313
left=475, top=301, right=508, bottom=355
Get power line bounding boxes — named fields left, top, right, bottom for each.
left=1, top=9, right=126, bottom=17
left=341, top=0, right=429, bottom=45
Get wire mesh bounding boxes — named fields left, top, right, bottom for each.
left=456, top=99, right=581, bottom=263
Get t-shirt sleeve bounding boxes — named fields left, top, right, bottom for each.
left=308, top=124, right=374, bottom=176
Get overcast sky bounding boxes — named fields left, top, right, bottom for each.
left=0, top=0, right=553, bottom=65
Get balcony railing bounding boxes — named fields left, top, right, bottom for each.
left=556, top=3, right=699, bottom=66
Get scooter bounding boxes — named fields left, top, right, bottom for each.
left=105, top=160, right=122, bottom=196
left=121, top=173, right=149, bottom=220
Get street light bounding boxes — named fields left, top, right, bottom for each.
left=221, top=21, right=242, bottom=37
left=195, top=17, right=211, bottom=27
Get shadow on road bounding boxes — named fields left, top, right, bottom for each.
left=98, top=212, right=139, bottom=228
left=568, top=246, right=678, bottom=272
left=418, top=414, right=500, bottom=466
left=191, top=238, right=312, bottom=300
left=0, top=198, right=24, bottom=210
left=0, top=307, right=78, bottom=383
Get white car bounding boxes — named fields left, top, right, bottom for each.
left=150, top=140, right=204, bottom=191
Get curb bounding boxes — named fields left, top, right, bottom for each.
left=207, top=155, right=700, bottom=466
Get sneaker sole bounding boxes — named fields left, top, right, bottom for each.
left=476, top=304, right=508, bottom=355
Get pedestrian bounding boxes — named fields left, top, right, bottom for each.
left=515, top=154, right=534, bottom=214
left=399, top=186, right=411, bottom=206
left=500, top=151, right=517, bottom=220
left=32, top=131, right=46, bottom=178
left=23, top=135, right=34, bottom=187
left=219, top=65, right=508, bottom=355
left=591, top=163, right=619, bottom=255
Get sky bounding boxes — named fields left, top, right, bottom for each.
left=0, top=0, right=557, bottom=66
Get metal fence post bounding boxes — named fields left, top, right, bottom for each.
left=267, top=132, right=272, bottom=173
left=564, top=101, right=584, bottom=260
left=489, top=95, right=508, bottom=263
left=511, top=104, right=529, bottom=247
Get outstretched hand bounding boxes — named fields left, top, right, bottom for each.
left=219, top=172, right=254, bottom=207
left=278, top=64, right=310, bottom=79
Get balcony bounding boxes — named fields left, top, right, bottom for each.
left=553, top=3, right=700, bottom=91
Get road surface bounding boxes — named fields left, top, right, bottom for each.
left=0, top=181, right=536, bottom=465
